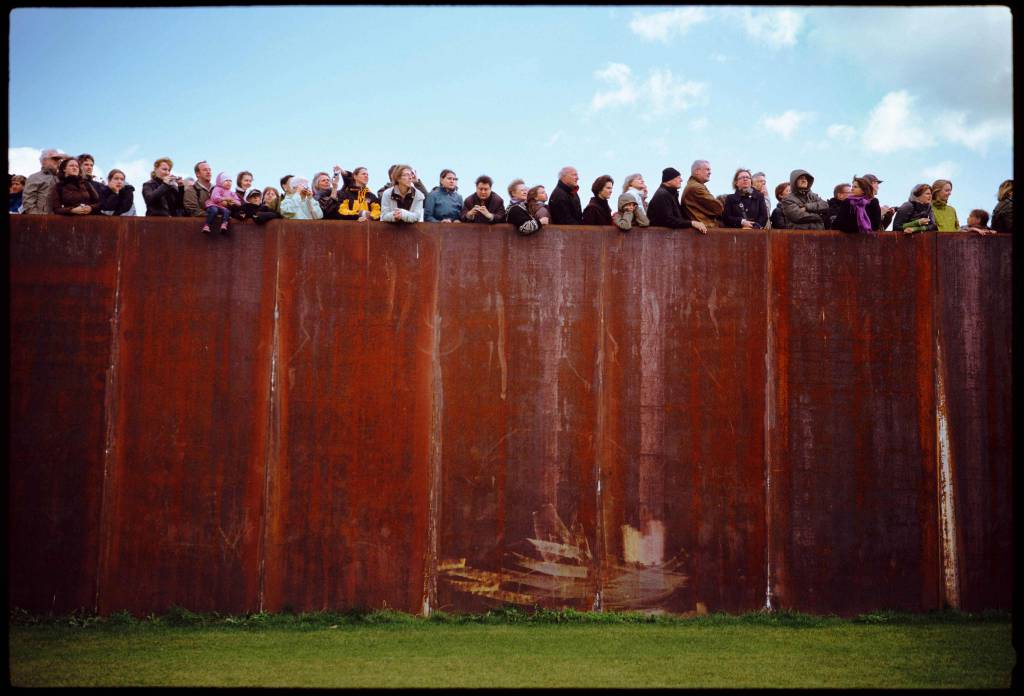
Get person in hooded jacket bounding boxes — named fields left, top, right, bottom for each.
left=614, top=191, right=650, bottom=232
left=769, top=182, right=791, bottom=230
left=832, top=176, right=882, bottom=234
left=646, top=167, right=708, bottom=233
left=779, top=169, right=829, bottom=229
left=582, top=175, right=614, bottom=226
left=549, top=166, right=583, bottom=225
left=991, top=179, right=1012, bottom=234
left=424, top=169, right=462, bottom=223
left=892, top=183, right=937, bottom=234
left=337, top=167, right=382, bottom=221
left=52, top=157, right=100, bottom=215
left=506, top=179, right=546, bottom=236
left=721, top=168, right=768, bottom=229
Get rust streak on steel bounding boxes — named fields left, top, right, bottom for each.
left=934, top=332, right=960, bottom=609
left=762, top=226, right=776, bottom=611
left=422, top=233, right=444, bottom=617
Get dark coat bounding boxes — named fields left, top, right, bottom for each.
left=506, top=201, right=543, bottom=236
left=721, top=190, right=768, bottom=229
left=582, top=196, right=613, bottom=226
left=770, top=204, right=789, bottom=230
left=52, top=177, right=99, bottom=215
left=833, top=197, right=882, bottom=234
left=461, top=192, right=506, bottom=224
left=98, top=185, right=136, bottom=216
left=992, top=197, right=1012, bottom=234
left=892, top=199, right=937, bottom=232
left=823, top=197, right=843, bottom=229
left=254, top=204, right=282, bottom=225
left=548, top=179, right=583, bottom=225
left=646, top=184, right=693, bottom=229
left=143, top=176, right=183, bottom=216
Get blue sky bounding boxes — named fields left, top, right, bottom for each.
left=9, top=6, right=1013, bottom=220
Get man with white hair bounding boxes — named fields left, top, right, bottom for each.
left=21, top=147, right=67, bottom=214
left=682, top=159, right=723, bottom=227
left=549, top=166, right=583, bottom=225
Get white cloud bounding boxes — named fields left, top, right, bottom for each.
left=759, top=110, right=813, bottom=140
left=8, top=147, right=41, bottom=175
left=934, top=111, right=1012, bottom=153
left=546, top=131, right=563, bottom=147
left=740, top=8, right=804, bottom=48
left=645, top=69, right=707, bottom=117
left=629, top=7, right=708, bottom=42
left=922, top=161, right=958, bottom=181
left=863, top=91, right=934, bottom=153
left=590, top=63, right=637, bottom=111
left=690, top=117, right=709, bottom=131
left=826, top=124, right=856, bottom=143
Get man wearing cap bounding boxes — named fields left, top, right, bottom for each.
left=864, top=174, right=895, bottom=230
left=549, top=166, right=583, bottom=225
left=682, top=159, right=724, bottom=227
left=21, top=148, right=67, bottom=215
left=647, top=167, right=708, bottom=234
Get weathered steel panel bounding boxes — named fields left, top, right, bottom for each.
left=9, top=216, right=120, bottom=613
left=97, top=218, right=274, bottom=614
left=936, top=234, right=1013, bottom=611
left=768, top=231, right=941, bottom=615
left=262, top=223, right=436, bottom=613
left=601, top=229, right=769, bottom=614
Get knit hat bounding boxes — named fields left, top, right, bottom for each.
left=216, top=172, right=231, bottom=186
left=662, top=167, right=682, bottom=183
left=246, top=188, right=262, bottom=201
left=617, top=192, right=639, bottom=212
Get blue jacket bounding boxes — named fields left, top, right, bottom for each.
left=424, top=186, right=463, bottom=222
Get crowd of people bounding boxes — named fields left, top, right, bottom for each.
left=10, top=148, right=1014, bottom=237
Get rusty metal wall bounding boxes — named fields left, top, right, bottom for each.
left=7, top=217, right=1012, bottom=616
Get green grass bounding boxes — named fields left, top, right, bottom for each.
left=8, top=608, right=1014, bottom=688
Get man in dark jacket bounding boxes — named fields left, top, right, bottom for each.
left=647, top=167, right=708, bottom=233
left=779, top=169, right=829, bottom=229
left=824, top=183, right=850, bottom=229
left=548, top=166, right=583, bottom=225
left=460, top=175, right=505, bottom=224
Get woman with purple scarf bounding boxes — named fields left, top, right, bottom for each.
left=833, top=175, right=882, bottom=234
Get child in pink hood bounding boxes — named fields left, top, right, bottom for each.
left=203, top=172, right=241, bottom=235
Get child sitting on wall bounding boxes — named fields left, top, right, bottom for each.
left=204, top=172, right=241, bottom=236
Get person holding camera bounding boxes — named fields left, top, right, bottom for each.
left=143, top=157, right=185, bottom=216
left=280, top=177, right=324, bottom=220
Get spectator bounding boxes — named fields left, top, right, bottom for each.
left=991, top=179, right=1012, bottom=234
left=280, top=177, right=324, bottom=220
left=52, top=157, right=99, bottom=215
left=98, top=168, right=136, bottom=216
left=183, top=160, right=214, bottom=217
left=241, top=188, right=263, bottom=222
left=614, top=191, right=649, bottom=232
left=863, top=174, right=895, bottom=230
left=549, top=166, right=583, bottom=225
left=824, top=183, right=851, bottom=230
left=960, top=209, right=997, bottom=236
left=930, top=179, right=959, bottom=231
left=21, top=147, right=67, bottom=214
left=9, top=174, right=26, bottom=213
left=722, top=168, right=768, bottom=229
left=142, top=157, right=184, bottom=216
left=460, top=175, right=505, bottom=224
left=338, top=167, right=381, bottom=222
left=751, top=172, right=769, bottom=199
left=647, top=167, right=708, bottom=233
left=582, top=175, right=614, bottom=226
left=769, top=182, right=791, bottom=229
left=832, top=176, right=881, bottom=234
left=280, top=174, right=295, bottom=198
left=424, top=169, right=462, bottom=223
left=312, top=170, right=342, bottom=219
left=780, top=169, right=829, bottom=229
left=77, top=153, right=106, bottom=201
left=203, top=172, right=240, bottom=235
left=621, top=173, right=648, bottom=211
left=377, top=165, right=399, bottom=198
left=255, top=186, right=283, bottom=224
left=506, top=179, right=546, bottom=236
left=682, top=160, right=724, bottom=227
left=234, top=171, right=254, bottom=204
left=892, top=183, right=937, bottom=235
left=380, top=165, right=424, bottom=223
left=526, top=185, right=551, bottom=221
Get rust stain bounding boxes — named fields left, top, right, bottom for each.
left=934, top=334, right=961, bottom=609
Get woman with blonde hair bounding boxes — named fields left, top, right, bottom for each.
left=930, top=179, right=959, bottom=231
left=142, top=157, right=184, bottom=216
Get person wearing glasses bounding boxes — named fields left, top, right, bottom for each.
left=424, top=169, right=463, bottom=223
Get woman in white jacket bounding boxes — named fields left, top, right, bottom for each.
left=380, top=165, right=424, bottom=223
left=279, top=177, right=324, bottom=220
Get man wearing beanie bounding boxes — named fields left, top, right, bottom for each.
left=682, top=160, right=723, bottom=227
left=647, top=167, right=708, bottom=233
left=549, top=166, right=583, bottom=225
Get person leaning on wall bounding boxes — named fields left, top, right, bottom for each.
left=380, top=164, right=424, bottom=223
left=721, top=168, right=768, bottom=230
left=832, top=175, right=881, bottom=234
left=892, top=183, right=937, bottom=235
left=930, top=179, right=959, bottom=231
left=647, top=166, right=708, bottom=234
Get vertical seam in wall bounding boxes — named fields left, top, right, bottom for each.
left=96, top=220, right=126, bottom=613
left=257, top=222, right=283, bottom=613
left=592, top=235, right=608, bottom=612
left=422, top=233, right=444, bottom=616
left=762, top=228, right=775, bottom=611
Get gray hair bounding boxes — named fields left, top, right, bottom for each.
left=691, top=160, right=710, bottom=174
left=752, top=171, right=766, bottom=179
left=558, top=166, right=576, bottom=179
left=622, top=173, right=643, bottom=192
